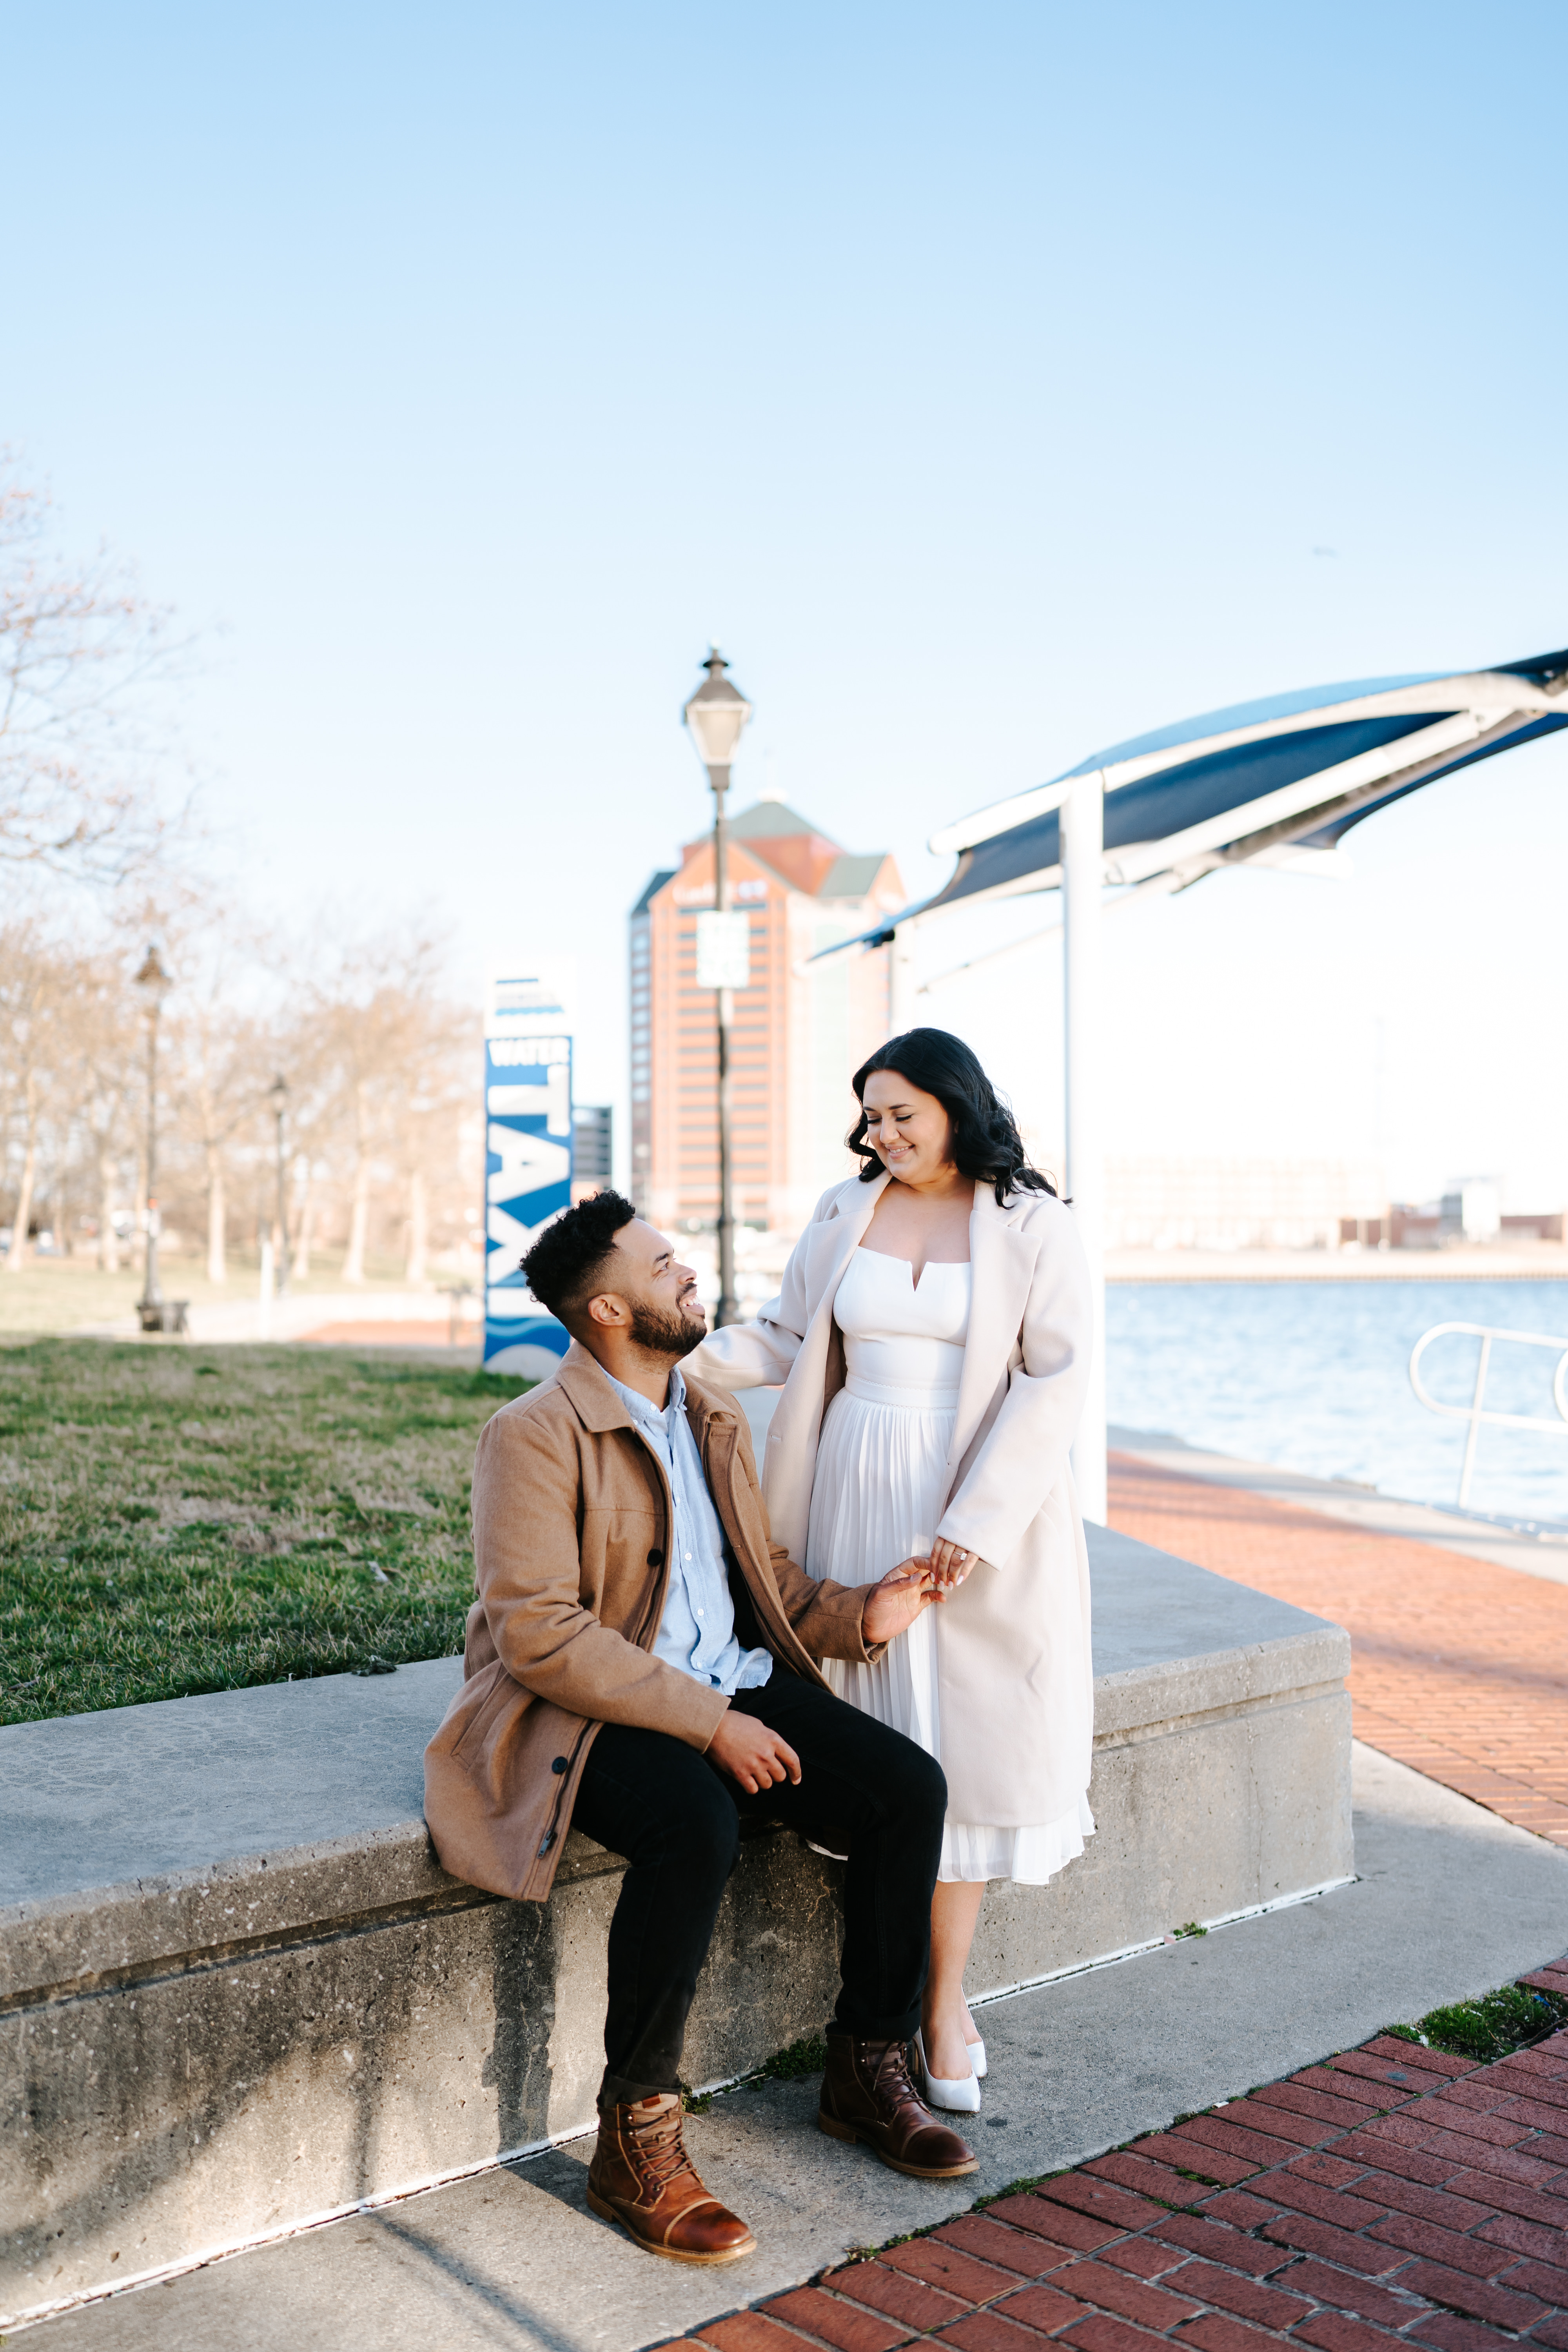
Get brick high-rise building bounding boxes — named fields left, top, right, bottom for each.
left=629, top=800, right=905, bottom=1233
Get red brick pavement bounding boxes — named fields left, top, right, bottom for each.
left=296, top=1321, right=475, bottom=1348
left=660, top=1987, right=1568, bottom=2352
left=1105, top=1453, right=1568, bottom=1848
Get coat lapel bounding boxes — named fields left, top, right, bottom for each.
left=935, top=1187, right=1038, bottom=1519
left=795, top=1171, right=890, bottom=1352
left=757, top=1171, right=889, bottom=1564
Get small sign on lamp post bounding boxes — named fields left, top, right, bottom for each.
left=695, top=909, right=751, bottom=992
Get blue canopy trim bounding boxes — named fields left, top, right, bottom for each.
left=1299, top=710, right=1568, bottom=848
left=944, top=712, right=1449, bottom=911
left=823, top=650, right=1568, bottom=954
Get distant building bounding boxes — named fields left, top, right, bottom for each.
left=1388, top=1194, right=1564, bottom=1248
left=572, top=1104, right=613, bottom=1200
left=629, top=800, right=904, bottom=1232
left=1107, top=1158, right=1388, bottom=1252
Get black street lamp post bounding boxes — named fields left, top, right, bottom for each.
left=682, top=648, right=753, bottom=1328
left=134, top=945, right=173, bottom=1330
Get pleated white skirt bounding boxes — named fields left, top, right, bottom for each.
left=805, top=1381, right=1094, bottom=1886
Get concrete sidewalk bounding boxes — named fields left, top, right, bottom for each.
left=22, top=1744, right=1568, bottom=2352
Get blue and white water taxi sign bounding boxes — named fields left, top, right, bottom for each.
left=483, top=959, right=575, bottom=1379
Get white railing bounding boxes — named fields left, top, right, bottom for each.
left=1408, top=1321, right=1568, bottom=1508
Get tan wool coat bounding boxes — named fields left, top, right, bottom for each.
left=423, top=1343, right=884, bottom=1902
left=686, top=1172, right=1094, bottom=1829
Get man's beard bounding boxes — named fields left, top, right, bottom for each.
left=628, top=1299, right=706, bottom=1359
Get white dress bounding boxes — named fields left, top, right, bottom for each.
left=805, top=1247, right=1095, bottom=1886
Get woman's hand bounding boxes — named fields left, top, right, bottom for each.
left=927, top=1536, right=975, bottom=1590
left=861, top=1559, right=938, bottom=1645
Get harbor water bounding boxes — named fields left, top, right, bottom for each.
left=1106, top=1278, right=1568, bottom=1526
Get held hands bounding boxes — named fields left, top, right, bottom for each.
left=860, top=1537, right=977, bottom=1646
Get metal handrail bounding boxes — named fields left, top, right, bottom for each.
left=1408, top=1321, right=1568, bottom=1508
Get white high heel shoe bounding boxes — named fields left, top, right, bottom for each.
left=967, top=2037, right=987, bottom=2079
left=915, top=2029, right=982, bottom=2113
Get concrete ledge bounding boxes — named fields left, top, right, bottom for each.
left=1, top=1527, right=1351, bottom=2328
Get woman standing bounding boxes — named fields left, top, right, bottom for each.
left=687, top=1028, right=1094, bottom=2111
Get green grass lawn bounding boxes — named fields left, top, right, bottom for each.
left=0, top=1341, right=528, bottom=1726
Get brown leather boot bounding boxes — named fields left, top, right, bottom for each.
left=586, top=2093, right=757, bottom=2264
left=818, top=2035, right=979, bottom=2179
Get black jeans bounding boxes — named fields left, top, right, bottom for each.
left=570, top=1673, right=947, bottom=2108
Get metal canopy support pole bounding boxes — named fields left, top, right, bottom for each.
left=888, top=920, right=916, bottom=1034
left=1062, top=769, right=1108, bottom=1524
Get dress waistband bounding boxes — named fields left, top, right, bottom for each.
left=845, top=1372, right=962, bottom=1410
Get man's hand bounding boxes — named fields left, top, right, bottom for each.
left=861, top=1559, right=940, bottom=1647
left=708, top=1710, right=802, bottom=1795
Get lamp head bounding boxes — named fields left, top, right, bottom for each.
left=268, top=1073, right=289, bottom=1111
left=682, top=647, right=752, bottom=773
left=134, top=944, right=172, bottom=998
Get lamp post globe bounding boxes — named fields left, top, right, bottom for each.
left=681, top=648, right=753, bottom=1328
left=682, top=649, right=753, bottom=775
left=134, top=945, right=173, bottom=1323
left=267, top=1074, right=290, bottom=1300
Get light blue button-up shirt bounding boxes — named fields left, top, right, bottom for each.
left=606, top=1365, right=773, bottom=1698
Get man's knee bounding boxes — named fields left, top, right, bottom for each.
left=882, top=1736, right=946, bottom=1829
left=647, top=1764, right=741, bottom=1881
left=851, top=1714, right=947, bottom=1825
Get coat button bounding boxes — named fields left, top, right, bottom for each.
left=648, top=1548, right=664, bottom=1567
left=551, top=1756, right=568, bottom=1774
left=538, top=1829, right=557, bottom=1855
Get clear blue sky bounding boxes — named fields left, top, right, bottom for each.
left=6, top=1, right=1565, bottom=1202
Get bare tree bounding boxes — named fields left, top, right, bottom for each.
left=394, top=998, right=477, bottom=1283
left=0, top=455, right=189, bottom=886
left=173, top=986, right=267, bottom=1284
left=69, top=952, right=137, bottom=1271
left=308, top=936, right=463, bottom=1286
left=0, top=925, right=82, bottom=1269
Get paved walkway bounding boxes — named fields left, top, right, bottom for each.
left=1108, top=1453, right=1568, bottom=1849
left=673, top=1975, right=1568, bottom=2352
left=295, top=1319, right=479, bottom=1349
left=27, top=1749, right=1568, bottom=2351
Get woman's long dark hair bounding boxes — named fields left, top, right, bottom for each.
left=847, top=1027, right=1057, bottom=1206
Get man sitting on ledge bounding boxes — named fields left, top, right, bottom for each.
left=424, top=1188, right=976, bottom=2267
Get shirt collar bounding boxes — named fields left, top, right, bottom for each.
left=607, top=1363, right=686, bottom=1427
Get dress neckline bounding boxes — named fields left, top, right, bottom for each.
left=857, top=1245, right=972, bottom=1290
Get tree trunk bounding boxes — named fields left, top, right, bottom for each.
left=343, top=1082, right=374, bottom=1289
left=98, top=1146, right=119, bottom=1272
left=343, top=1166, right=370, bottom=1283
left=343, top=1083, right=371, bottom=1283
left=291, top=1162, right=313, bottom=1281
left=206, top=1143, right=227, bottom=1284
left=404, top=1166, right=428, bottom=1284
left=5, top=1077, right=38, bottom=1273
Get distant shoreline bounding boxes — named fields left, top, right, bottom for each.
left=1107, top=1250, right=1568, bottom=1285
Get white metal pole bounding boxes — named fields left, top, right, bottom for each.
left=888, top=920, right=916, bottom=1034
left=1062, top=770, right=1108, bottom=1524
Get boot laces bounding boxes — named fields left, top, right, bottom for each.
left=875, top=2038, right=921, bottom=2107
left=629, top=2104, right=697, bottom=2197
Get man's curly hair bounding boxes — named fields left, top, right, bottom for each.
left=521, top=1189, right=637, bottom=1321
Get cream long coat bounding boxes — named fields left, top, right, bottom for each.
left=685, top=1171, right=1095, bottom=1829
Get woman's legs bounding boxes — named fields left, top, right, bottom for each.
left=920, top=1880, right=987, bottom=2081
